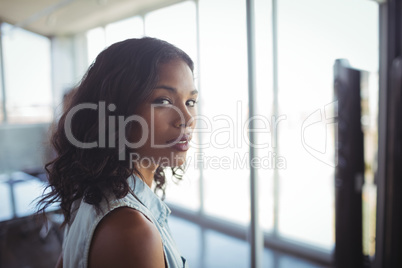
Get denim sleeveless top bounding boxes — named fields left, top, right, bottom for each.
left=62, top=175, right=188, bottom=268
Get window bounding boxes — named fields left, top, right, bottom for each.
left=105, top=16, right=144, bottom=46
left=276, top=0, right=378, bottom=250
left=198, top=0, right=249, bottom=224
left=144, top=1, right=197, bottom=65
left=87, top=17, right=145, bottom=66
left=1, top=23, right=52, bottom=124
left=81, top=0, right=379, bottom=258
left=254, top=0, right=275, bottom=233
left=87, top=27, right=106, bottom=66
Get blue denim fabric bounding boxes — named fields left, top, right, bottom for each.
left=62, top=175, right=188, bottom=268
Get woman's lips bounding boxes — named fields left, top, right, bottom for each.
left=172, top=139, right=191, bottom=151
left=166, top=134, right=192, bottom=151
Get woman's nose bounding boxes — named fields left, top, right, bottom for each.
left=174, top=105, right=195, bottom=129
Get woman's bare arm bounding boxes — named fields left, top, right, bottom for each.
left=55, top=252, right=63, bottom=268
left=88, top=207, right=165, bottom=268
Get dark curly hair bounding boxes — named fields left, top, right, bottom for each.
left=37, top=37, right=194, bottom=227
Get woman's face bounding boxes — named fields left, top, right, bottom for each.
left=131, top=59, right=198, bottom=169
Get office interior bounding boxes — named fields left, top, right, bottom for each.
left=0, top=0, right=401, bottom=267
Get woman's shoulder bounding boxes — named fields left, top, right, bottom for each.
left=88, top=207, right=166, bottom=268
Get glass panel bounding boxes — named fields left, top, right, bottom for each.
left=144, top=1, right=199, bottom=210
left=87, top=27, right=106, bottom=66
left=0, top=23, right=4, bottom=122
left=2, top=23, right=52, bottom=124
left=0, top=98, right=3, bottom=123
left=361, top=71, right=378, bottom=257
left=255, top=0, right=275, bottom=232
left=105, top=16, right=144, bottom=46
left=276, top=0, right=378, bottom=250
left=199, top=0, right=249, bottom=224
left=88, top=17, right=144, bottom=66
left=0, top=43, right=4, bottom=123
left=144, top=1, right=197, bottom=70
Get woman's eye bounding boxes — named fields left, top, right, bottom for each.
left=187, top=100, right=198, bottom=107
left=154, top=98, right=171, bottom=105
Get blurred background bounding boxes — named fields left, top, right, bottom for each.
left=0, top=0, right=401, bottom=267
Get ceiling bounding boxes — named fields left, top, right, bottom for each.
left=0, top=0, right=183, bottom=37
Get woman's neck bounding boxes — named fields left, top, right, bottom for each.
left=135, top=164, right=157, bottom=188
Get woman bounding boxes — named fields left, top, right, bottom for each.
left=38, top=37, right=197, bottom=268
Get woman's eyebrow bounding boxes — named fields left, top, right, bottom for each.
left=154, top=85, right=198, bottom=95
